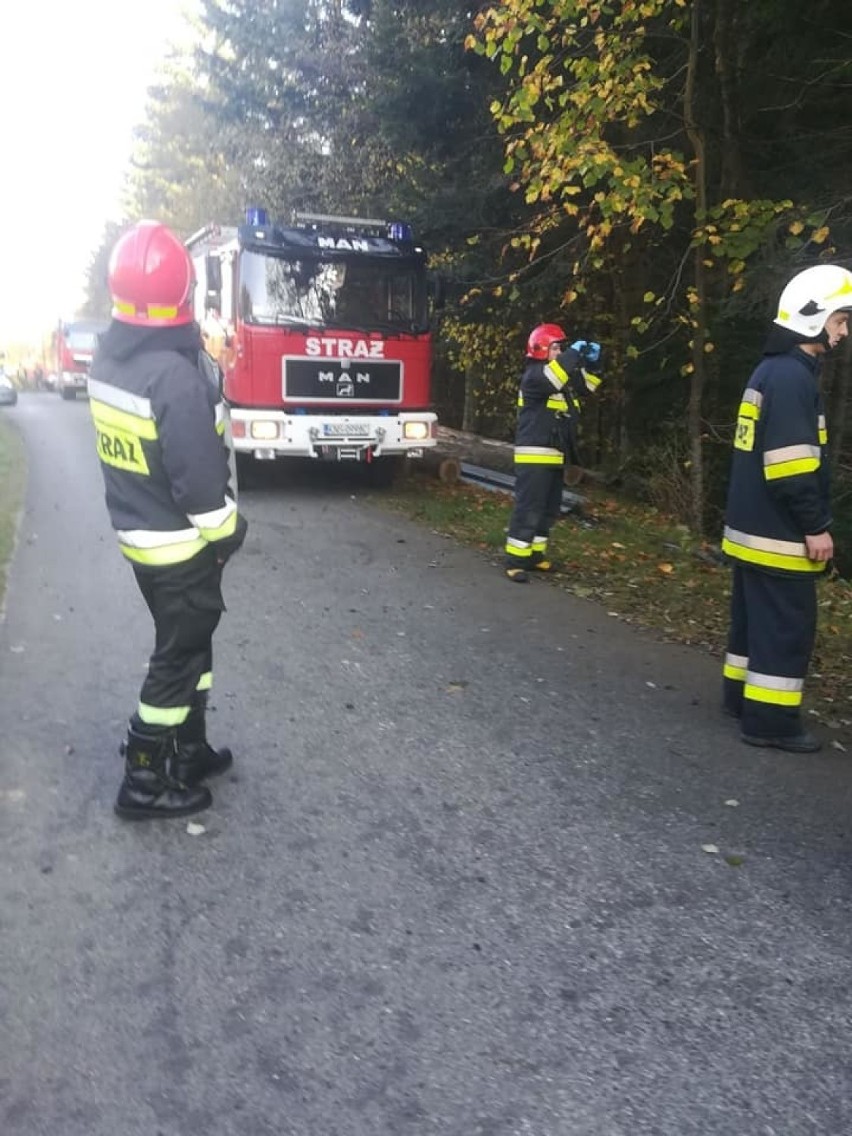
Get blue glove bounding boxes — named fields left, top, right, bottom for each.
left=570, top=340, right=601, bottom=365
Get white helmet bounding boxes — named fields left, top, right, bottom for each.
left=774, top=264, right=852, bottom=338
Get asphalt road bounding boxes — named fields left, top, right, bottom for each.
left=2, top=392, right=851, bottom=1136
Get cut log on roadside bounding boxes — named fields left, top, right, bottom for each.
left=417, top=450, right=462, bottom=484
left=434, top=426, right=601, bottom=490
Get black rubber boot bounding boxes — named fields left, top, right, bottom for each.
left=115, top=727, right=212, bottom=820
left=741, top=731, right=822, bottom=754
left=173, top=740, right=233, bottom=786
left=174, top=692, right=234, bottom=785
left=505, top=567, right=530, bottom=583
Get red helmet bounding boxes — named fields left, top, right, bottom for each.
left=526, top=322, right=567, bottom=360
left=108, top=221, right=195, bottom=328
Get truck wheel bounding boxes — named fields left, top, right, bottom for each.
left=235, top=452, right=260, bottom=490
left=365, top=456, right=403, bottom=488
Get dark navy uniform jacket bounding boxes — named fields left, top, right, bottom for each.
left=88, top=322, right=240, bottom=568
left=723, top=347, right=830, bottom=576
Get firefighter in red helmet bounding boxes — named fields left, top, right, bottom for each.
left=88, top=220, right=248, bottom=819
left=504, top=323, right=603, bottom=581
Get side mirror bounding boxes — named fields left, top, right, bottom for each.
left=205, top=254, right=222, bottom=293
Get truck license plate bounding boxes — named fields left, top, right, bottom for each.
left=322, top=422, right=371, bottom=437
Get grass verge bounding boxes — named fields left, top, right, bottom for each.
left=375, top=470, right=852, bottom=748
left=0, top=414, right=26, bottom=614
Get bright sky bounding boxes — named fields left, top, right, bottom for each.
left=0, top=1, right=196, bottom=350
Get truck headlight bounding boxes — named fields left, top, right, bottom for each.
left=403, top=420, right=430, bottom=441
left=250, top=420, right=280, bottom=440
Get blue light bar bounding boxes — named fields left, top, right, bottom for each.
left=246, top=206, right=269, bottom=227
left=388, top=221, right=413, bottom=242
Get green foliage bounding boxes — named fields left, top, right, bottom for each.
left=80, top=0, right=852, bottom=548
left=0, top=415, right=26, bottom=611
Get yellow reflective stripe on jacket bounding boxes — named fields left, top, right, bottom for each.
left=137, top=701, right=191, bottom=727
left=188, top=498, right=238, bottom=542
left=723, top=653, right=748, bottom=682
left=90, top=397, right=158, bottom=441
left=763, top=443, right=820, bottom=481
left=517, top=393, right=567, bottom=411
left=88, top=377, right=155, bottom=420
left=119, top=540, right=208, bottom=566
left=818, top=414, right=828, bottom=445
left=742, top=388, right=763, bottom=409
left=744, top=671, right=804, bottom=708
left=215, top=401, right=227, bottom=436
left=583, top=369, right=601, bottom=392
left=118, top=526, right=208, bottom=566
left=543, top=358, right=569, bottom=390
left=89, top=396, right=156, bottom=475
left=722, top=527, right=823, bottom=573
left=196, top=672, right=213, bottom=691
left=513, top=446, right=564, bottom=465
left=88, top=379, right=158, bottom=476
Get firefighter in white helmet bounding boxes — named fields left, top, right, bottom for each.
left=722, top=263, right=852, bottom=752
left=89, top=220, right=248, bottom=819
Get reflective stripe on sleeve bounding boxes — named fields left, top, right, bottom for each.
left=722, top=526, right=823, bottom=573
left=513, top=446, right=564, bottom=465
left=543, top=358, right=569, bottom=390
left=763, top=444, right=820, bottom=481
left=196, top=672, right=213, bottom=692
left=188, top=497, right=238, bottom=542
left=582, top=369, right=601, bottom=392
left=744, top=671, right=804, bottom=708
left=818, top=415, right=828, bottom=445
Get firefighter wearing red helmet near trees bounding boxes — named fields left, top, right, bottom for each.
left=88, top=220, right=248, bottom=819
left=722, top=263, right=852, bottom=753
left=504, top=323, right=603, bottom=582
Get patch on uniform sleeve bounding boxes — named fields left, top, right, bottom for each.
left=734, top=416, right=755, bottom=452
left=734, top=397, right=759, bottom=452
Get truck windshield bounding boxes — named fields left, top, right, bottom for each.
left=238, top=250, right=428, bottom=332
left=66, top=329, right=100, bottom=351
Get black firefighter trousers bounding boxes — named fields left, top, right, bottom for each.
left=505, top=463, right=565, bottom=568
left=131, top=548, right=225, bottom=734
left=723, top=564, right=817, bottom=739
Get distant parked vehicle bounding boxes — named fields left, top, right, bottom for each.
left=0, top=374, right=18, bottom=406
left=53, top=319, right=108, bottom=400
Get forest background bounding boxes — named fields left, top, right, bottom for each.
left=78, top=0, right=852, bottom=559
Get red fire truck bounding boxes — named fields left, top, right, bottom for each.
left=187, top=208, right=440, bottom=482
left=54, top=318, right=108, bottom=400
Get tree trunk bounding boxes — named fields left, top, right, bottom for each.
left=461, top=365, right=479, bottom=434
left=684, top=0, right=708, bottom=536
